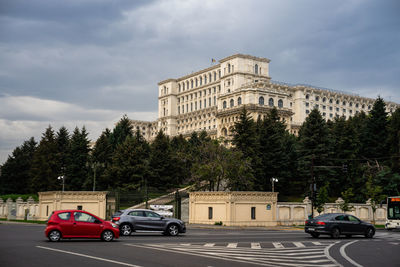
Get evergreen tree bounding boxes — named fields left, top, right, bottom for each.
left=56, top=126, right=70, bottom=176
left=30, top=126, right=60, bottom=192
left=361, top=97, right=388, bottom=160
left=297, top=109, right=332, bottom=195
left=65, top=127, right=90, bottom=190
left=91, top=128, right=113, bottom=190
left=0, top=137, right=37, bottom=194
left=232, top=107, right=257, bottom=159
left=387, top=108, right=400, bottom=172
left=149, top=131, right=177, bottom=190
left=110, top=115, right=133, bottom=150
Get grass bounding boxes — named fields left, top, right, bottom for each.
left=0, top=218, right=46, bottom=224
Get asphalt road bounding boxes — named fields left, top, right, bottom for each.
left=0, top=222, right=399, bottom=267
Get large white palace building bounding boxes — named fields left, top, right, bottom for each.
left=132, top=54, right=399, bottom=140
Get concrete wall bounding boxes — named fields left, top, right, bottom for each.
left=38, top=191, right=108, bottom=220
left=189, top=191, right=278, bottom=226
left=0, top=197, right=40, bottom=220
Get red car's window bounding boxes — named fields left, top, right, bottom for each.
left=57, top=212, right=71, bottom=220
left=74, top=212, right=97, bottom=223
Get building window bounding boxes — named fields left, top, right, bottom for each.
left=323, top=97, right=326, bottom=102
left=278, top=99, right=283, bottom=108
left=208, top=207, right=213, bottom=220
left=306, top=94, right=309, bottom=100
left=251, top=207, right=256, bottom=220
left=306, top=110, right=310, bottom=114
left=214, top=72, right=217, bottom=81
left=178, top=84, right=181, bottom=92
left=209, top=73, right=212, bottom=82
left=306, top=102, right=309, bottom=107
left=186, top=81, right=189, bottom=90
left=259, top=96, right=264, bottom=105
left=268, top=98, right=274, bottom=107
left=255, top=64, right=258, bottom=74
left=228, top=63, right=231, bottom=73
left=238, top=97, right=242, bottom=105
left=315, top=96, right=320, bottom=101
left=200, top=77, right=202, bottom=85
left=329, top=99, right=333, bottom=103
left=214, top=96, right=216, bottom=105
left=191, top=80, right=194, bottom=89
left=178, top=106, right=180, bottom=114
left=343, top=101, right=346, bottom=105
left=222, top=128, right=227, bottom=136
left=223, top=101, right=227, bottom=109
left=199, top=100, right=202, bottom=109
left=230, top=99, right=234, bottom=107
left=195, top=78, right=198, bottom=87
left=336, top=100, right=339, bottom=104
left=204, top=75, right=207, bottom=84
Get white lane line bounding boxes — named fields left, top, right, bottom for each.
left=227, top=243, right=237, bottom=248
left=180, top=243, right=191, bottom=246
left=272, top=242, right=284, bottom=248
left=36, top=246, right=142, bottom=267
left=251, top=243, right=261, bottom=249
left=324, top=242, right=343, bottom=267
left=312, top=242, right=322, bottom=245
left=204, top=243, right=215, bottom=247
left=339, top=240, right=362, bottom=267
left=293, top=242, right=305, bottom=248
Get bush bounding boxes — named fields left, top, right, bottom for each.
left=0, top=194, right=39, bottom=202
left=214, top=221, right=223, bottom=226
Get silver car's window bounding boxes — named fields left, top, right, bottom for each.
left=128, top=211, right=145, bottom=217
left=145, top=211, right=161, bottom=218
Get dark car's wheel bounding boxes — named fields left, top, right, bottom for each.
left=310, top=232, right=320, bottom=238
left=120, top=224, right=132, bottom=236
left=48, top=230, right=61, bottom=242
left=101, top=230, right=114, bottom=242
left=166, top=224, right=179, bottom=236
left=365, top=227, right=375, bottom=238
left=331, top=227, right=340, bottom=238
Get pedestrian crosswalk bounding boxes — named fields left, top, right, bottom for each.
left=126, top=241, right=339, bottom=267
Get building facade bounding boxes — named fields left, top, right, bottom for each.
left=132, top=54, right=399, bottom=139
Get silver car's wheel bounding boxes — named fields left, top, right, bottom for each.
left=167, top=224, right=179, bottom=236
left=101, top=230, right=114, bottom=242
left=120, top=224, right=132, bottom=236
left=48, top=230, right=61, bottom=242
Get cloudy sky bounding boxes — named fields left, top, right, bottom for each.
left=1, top=0, right=399, bottom=164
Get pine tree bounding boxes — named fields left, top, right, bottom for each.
left=66, top=127, right=90, bottom=190
left=110, top=115, right=133, bottom=150
left=56, top=126, right=70, bottom=176
left=30, top=126, right=60, bottom=192
left=91, top=129, right=113, bottom=190
left=0, top=137, right=37, bottom=194
left=387, top=108, right=400, bottom=172
left=232, top=107, right=257, bottom=159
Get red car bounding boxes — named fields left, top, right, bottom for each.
left=45, top=210, right=120, bottom=242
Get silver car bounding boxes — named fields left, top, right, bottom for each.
left=111, top=209, right=186, bottom=236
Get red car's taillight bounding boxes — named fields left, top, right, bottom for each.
left=112, top=217, right=120, bottom=221
left=317, top=221, right=326, bottom=225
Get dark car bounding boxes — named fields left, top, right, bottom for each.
left=45, top=210, right=120, bottom=242
left=111, top=209, right=186, bottom=236
left=305, top=213, right=375, bottom=238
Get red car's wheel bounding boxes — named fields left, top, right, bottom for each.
left=48, top=230, right=61, bottom=242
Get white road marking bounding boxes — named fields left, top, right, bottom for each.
left=204, top=243, right=215, bottom=247
left=389, top=242, right=399, bottom=245
left=227, top=243, right=237, bottom=248
left=36, top=246, right=142, bottom=267
left=312, top=242, right=322, bottom=245
left=293, top=242, right=305, bottom=248
left=324, top=242, right=343, bottom=267
left=251, top=243, right=261, bottom=249
left=180, top=243, right=191, bottom=246
left=272, top=242, right=284, bottom=248
left=339, top=240, right=362, bottom=267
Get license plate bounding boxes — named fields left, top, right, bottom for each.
left=308, top=228, right=315, bottom=231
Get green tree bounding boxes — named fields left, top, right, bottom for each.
left=110, top=115, right=133, bottom=150
left=30, top=126, right=60, bottom=192
left=65, top=127, right=90, bottom=190
left=91, top=129, right=113, bottom=190
left=339, top=188, right=355, bottom=212
left=56, top=126, right=70, bottom=176
left=365, top=174, right=385, bottom=224
left=315, top=183, right=329, bottom=214
left=387, top=108, right=400, bottom=172
left=0, top=137, right=37, bottom=194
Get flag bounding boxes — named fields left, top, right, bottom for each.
left=211, top=58, right=216, bottom=63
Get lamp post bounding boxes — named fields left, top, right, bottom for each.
left=271, top=177, right=278, bottom=192
left=87, top=162, right=104, bottom=191
left=57, top=176, right=65, bottom=192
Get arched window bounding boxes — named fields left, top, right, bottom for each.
left=230, top=99, right=234, bottom=107
left=238, top=97, right=242, bottom=105
left=195, top=78, right=198, bottom=87
left=228, top=63, right=231, bottom=73
left=191, top=80, right=193, bottom=89
left=186, top=81, right=189, bottom=90
left=182, top=83, right=185, bottom=91
left=278, top=99, right=283, bottom=108
left=259, top=96, right=264, bottom=105
left=306, top=94, right=309, bottom=100
left=199, top=77, right=202, bottom=85
left=214, top=72, right=217, bottom=81
left=255, top=64, right=258, bottom=74
left=222, top=128, right=227, bottom=136
left=269, top=98, right=274, bottom=107
left=204, top=75, right=207, bottom=84
left=209, top=73, right=212, bottom=82
left=223, top=101, right=227, bottom=109
left=178, top=84, right=181, bottom=92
